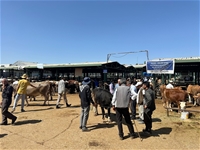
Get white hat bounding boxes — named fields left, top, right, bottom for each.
left=135, top=81, right=142, bottom=87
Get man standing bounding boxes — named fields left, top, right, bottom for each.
left=79, top=77, right=95, bottom=132
left=1, top=78, right=17, bottom=125
left=109, top=80, right=115, bottom=95
left=112, top=78, right=135, bottom=140
left=129, top=81, right=142, bottom=120
left=137, top=85, right=145, bottom=124
left=142, top=81, right=156, bottom=134
left=56, top=77, right=71, bottom=109
left=11, top=74, right=36, bottom=113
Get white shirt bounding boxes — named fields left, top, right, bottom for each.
left=58, top=79, right=66, bottom=94
left=166, top=83, right=174, bottom=89
left=130, top=84, right=137, bottom=100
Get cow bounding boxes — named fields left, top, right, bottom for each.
left=12, top=82, right=51, bottom=106
left=187, top=84, right=200, bottom=106
left=65, top=80, right=80, bottom=94
left=92, top=87, right=113, bottom=122
left=193, top=93, right=200, bottom=106
left=163, top=88, right=188, bottom=112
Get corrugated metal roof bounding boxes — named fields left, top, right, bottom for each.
left=152, top=57, right=200, bottom=63
left=132, top=64, right=146, bottom=68
left=15, top=61, right=118, bottom=69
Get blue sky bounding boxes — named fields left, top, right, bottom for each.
left=1, top=0, right=199, bottom=65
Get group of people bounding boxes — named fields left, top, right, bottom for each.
left=78, top=76, right=156, bottom=140
left=111, top=78, right=156, bottom=140
left=1, top=74, right=156, bottom=141
left=0, top=74, right=72, bottom=126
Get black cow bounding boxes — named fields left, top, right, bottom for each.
left=92, top=87, right=113, bottom=122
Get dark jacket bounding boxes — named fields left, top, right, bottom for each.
left=2, top=84, right=13, bottom=105
left=144, top=88, right=156, bottom=113
left=79, top=85, right=94, bottom=108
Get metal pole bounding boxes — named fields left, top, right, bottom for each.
left=109, top=50, right=149, bottom=62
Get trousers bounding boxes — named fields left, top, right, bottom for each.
left=2, top=99, right=16, bottom=124
left=12, top=94, right=26, bottom=111
left=80, top=106, right=90, bottom=128
left=115, top=107, right=135, bottom=137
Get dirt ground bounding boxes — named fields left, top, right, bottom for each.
left=0, top=92, right=200, bottom=150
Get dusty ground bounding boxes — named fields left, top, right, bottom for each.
left=0, top=92, right=200, bottom=150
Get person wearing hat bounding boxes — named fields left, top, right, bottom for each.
left=0, top=78, right=17, bottom=125
left=79, top=77, right=95, bottom=132
left=11, top=74, right=36, bottom=113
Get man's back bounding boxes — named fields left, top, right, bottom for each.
left=17, top=79, right=30, bottom=94
left=114, top=84, right=130, bottom=108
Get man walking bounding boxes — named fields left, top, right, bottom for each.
left=11, top=74, right=36, bottom=113
left=1, top=78, right=17, bottom=125
left=112, top=78, right=136, bottom=140
left=56, top=77, right=71, bottom=109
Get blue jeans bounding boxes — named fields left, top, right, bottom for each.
left=12, top=94, right=26, bottom=111
left=80, top=106, right=90, bottom=128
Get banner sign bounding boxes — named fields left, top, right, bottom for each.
left=146, top=60, right=174, bottom=74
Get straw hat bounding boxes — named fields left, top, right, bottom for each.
left=21, top=74, right=28, bottom=79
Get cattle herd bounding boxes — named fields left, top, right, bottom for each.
left=1, top=78, right=200, bottom=118
left=159, top=84, right=200, bottom=112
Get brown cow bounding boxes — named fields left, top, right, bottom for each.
left=65, top=80, right=80, bottom=93
left=163, top=89, right=188, bottom=112
left=187, top=85, right=200, bottom=106
left=26, top=82, right=50, bottom=105
left=13, top=82, right=51, bottom=106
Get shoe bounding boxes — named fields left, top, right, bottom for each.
left=119, top=136, right=124, bottom=140
left=56, top=105, right=60, bottom=109
left=66, top=103, right=71, bottom=107
left=12, top=117, right=17, bottom=125
left=131, top=116, right=136, bottom=120
left=143, top=129, right=152, bottom=134
left=129, top=133, right=136, bottom=139
left=21, top=109, right=25, bottom=112
left=79, top=126, right=82, bottom=129
left=82, top=127, right=90, bottom=132
left=0, top=122, right=8, bottom=125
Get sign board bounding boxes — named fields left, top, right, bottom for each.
left=146, top=60, right=174, bottom=74
left=103, top=69, right=107, bottom=73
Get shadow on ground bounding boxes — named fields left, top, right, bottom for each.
left=88, top=122, right=117, bottom=131
left=14, top=119, right=42, bottom=126
left=139, top=127, right=172, bottom=139
left=0, top=133, right=8, bottom=138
